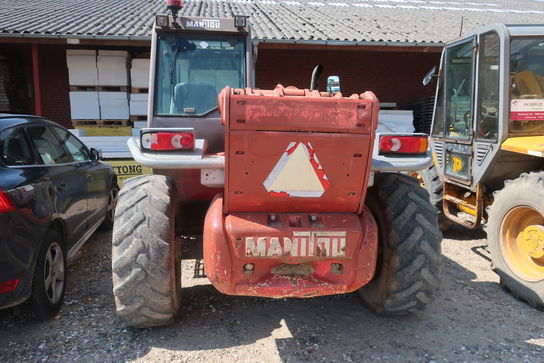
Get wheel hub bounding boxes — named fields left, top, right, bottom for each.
left=500, top=206, right=544, bottom=282
left=520, top=225, right=544, bottom=259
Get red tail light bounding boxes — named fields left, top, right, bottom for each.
left=0, top=189, right=15, bottom=213
left=0, top=278, right=20, bottom=294
left=141, top=131, right=195, bottom=151
left=379, top=135, right=428, bottom=155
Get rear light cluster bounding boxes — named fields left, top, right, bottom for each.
left=141, top=129, right=195, bottom=151
left=379, top=135, right=428, bottom=155
left=0, top=189, right=15, bottom=213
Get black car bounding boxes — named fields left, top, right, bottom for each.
left=0, top=115, right=118, bottom=319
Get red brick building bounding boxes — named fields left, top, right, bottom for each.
left=1, top=0, right=543, bottom=127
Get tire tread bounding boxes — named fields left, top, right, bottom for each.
left=359, top=173, right=442, bottom=315
left=111, top=175, right=181, bottom=328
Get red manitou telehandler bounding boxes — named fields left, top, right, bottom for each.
left=111, top=0, right=442, bottom=327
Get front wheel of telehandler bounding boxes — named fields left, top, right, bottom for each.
left=358, top=173, right=443, bottom=314
left=487, top=172, right=544, bottom=310
left=111, top=175, right=182, bottom=328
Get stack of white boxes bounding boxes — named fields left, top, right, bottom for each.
left=67, top=50, right=100, bottom=120
left=66, top=50, right=130, bottom=122
left=97, top=50, right=130, bottom=120
left=129, top=58, right=150, bottom=119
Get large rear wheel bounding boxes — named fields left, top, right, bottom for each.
left=487, top=173, right=544, bottom=309
left=358, top=173, right=442, bottom=314
left=112, top=175, right=182, bottom=327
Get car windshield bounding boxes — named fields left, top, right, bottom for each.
left=509, top=37, right=544, bottom=133
left=154, top=33, right=246, bottom=117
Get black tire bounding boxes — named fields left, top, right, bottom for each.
left=487, top=172, right=544, bottom=310
left=415, top=164, right=454, bottom=231
left=358, top=173, right=442, bottom=314
left=112, top=175, right=181, bottom=327
left=99, top=182, right=119, bottom=231
left=27, top=230, right=67, bottom=320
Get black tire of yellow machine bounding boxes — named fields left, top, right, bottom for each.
left=487, top=173, right=544, bottom=310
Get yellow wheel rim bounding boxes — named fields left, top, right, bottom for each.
left=500, top=206, right=544, bottom=282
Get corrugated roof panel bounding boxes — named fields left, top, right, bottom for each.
left=0, top=0, right=542, bottom=43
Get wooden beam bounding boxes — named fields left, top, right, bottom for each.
left=0, top=37, right=150, bottom=47
left=31, top=43, right=42, bottom=116
left=258, top=42, right=443, bottom=53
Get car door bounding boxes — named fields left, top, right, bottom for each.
left=50, top=127, right=109, bottom=229
left=25, top=125, right=88, bottom=249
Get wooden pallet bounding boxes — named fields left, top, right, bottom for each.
left=131, top=87, right=149, bottom=94
left=71, top=119, right=131, bottom=127
left=70, top=85, right=129, bottom=92
left=130, top=115, right=147, bottom=122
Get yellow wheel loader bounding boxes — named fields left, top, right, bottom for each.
left=422, top=23, right=544, bottom=309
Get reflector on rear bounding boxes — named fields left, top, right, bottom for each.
left=0, top=278, right=19, bottom=294
left=0, top=190, right=15, bottom=213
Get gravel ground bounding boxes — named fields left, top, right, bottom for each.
left=1, top=226, right=543, bottom=362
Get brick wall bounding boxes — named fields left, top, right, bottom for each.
left=38, top=44, right=71, bottom=128
left=256, top=47, right=441, bottom=108
left=34, top=44, right=440, bottom=128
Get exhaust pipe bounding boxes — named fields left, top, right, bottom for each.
left=166, top=0, right=183, bottom=17
left=310, top=65, right=323, bottom=91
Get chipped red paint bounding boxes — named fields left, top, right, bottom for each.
left=304, top=142, right=330, bottom=190
left=203, top=195, right=378, bottom=298
left=269, top=191, right=290, bottom=197
left=204, top=85, right=380, bottom=298
left=221, top=85, right=378, bottom=213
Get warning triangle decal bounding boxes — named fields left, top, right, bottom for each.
left=263, top=142, right=330, bottom=197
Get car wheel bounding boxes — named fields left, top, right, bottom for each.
left=100, top=183, right=119, bottom=230
left=28, top=230, right=66, bottom=320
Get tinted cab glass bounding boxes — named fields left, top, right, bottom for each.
left=154, top=33, right=246, bottom=116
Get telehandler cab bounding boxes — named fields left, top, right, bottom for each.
left=111, top=0, right=442, bottom=327
left=421, top=23, right=544, bottom=309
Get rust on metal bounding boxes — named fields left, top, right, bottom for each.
left=204, top=85, right=380, bottom=298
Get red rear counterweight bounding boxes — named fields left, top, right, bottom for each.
left=204, top=85, right=380, bottom=298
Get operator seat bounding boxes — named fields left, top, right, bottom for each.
left=511, top=69, right=544, bottom=98
left=172, top=82, right=218, bottom=115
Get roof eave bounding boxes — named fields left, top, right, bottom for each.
left=0, top=33, right=442, bottom=47
left=257, top=38, right=442, bottom=47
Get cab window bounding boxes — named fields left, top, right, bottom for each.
left=154, top=33, right=246, bottom=116
left=509, top=37, right=544, bottom=134
left=444, top=39, right=475, bottom=140
left=26, top=126, right=73, bottom=165
left=431, top=58, right=445, bottom=138
left=476, top=32, right=500, bottom=141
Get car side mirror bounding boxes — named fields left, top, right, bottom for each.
left=90, top=148, right=102, bottom=161
left=422, top=66, right=437, bottom=86
left=327, top=75, right=340, bottom=93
